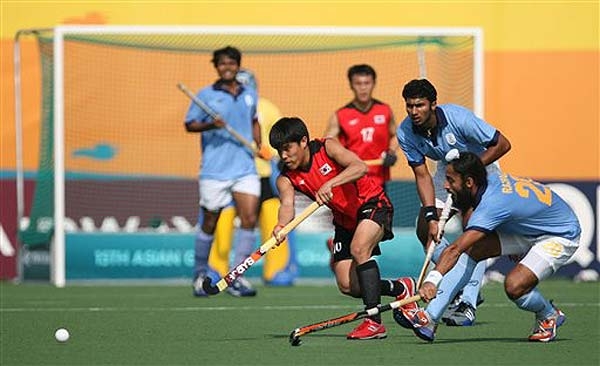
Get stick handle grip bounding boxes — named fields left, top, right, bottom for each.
left=363, top=159, right=383, bottom=166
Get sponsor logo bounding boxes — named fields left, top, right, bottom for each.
left=228, top=257, right=255, bottom=280
left=349, top=118, right=359, bottom=126
left=542, top=241, right=564, bottom=258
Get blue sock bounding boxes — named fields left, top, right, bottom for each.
left=426, top=253, right=477, bottom=322
left=194, top=230, right=214, bottom=277
left=513, top=288, right=555, bottom=320
left=461, top=260, right=486, bottom=308
left=233, top=228, right=257, bottom=267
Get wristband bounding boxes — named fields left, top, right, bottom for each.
left=423, top=206, right=439, bottom=222
left=424, top=270, right=443, bottom=287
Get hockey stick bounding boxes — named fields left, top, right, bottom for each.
left=289, top=294, right=421, bottom=346
left=416, top=195, right=454, bottom=287
left=177, top=82, right=261, bottom=156
left=363, top=159, right=383, bottom=166
left=201, top=201, right=320, bottom=295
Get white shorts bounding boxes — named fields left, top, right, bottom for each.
left=497, top=232, right=580, bottom=281
left=433, top=161, right=501, bottom=208
left=199, top=175, right=260, bottom=212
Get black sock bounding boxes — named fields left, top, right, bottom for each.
left=380, top=279, right=405, bottom=297
left=356, top=260, right=382, bottom=323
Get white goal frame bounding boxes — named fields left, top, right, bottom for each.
left=19, top=25, right=483, bottom=287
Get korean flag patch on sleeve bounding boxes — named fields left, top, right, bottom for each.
left=319, top=163, right=332, bottom=176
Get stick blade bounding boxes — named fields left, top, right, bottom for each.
left=289, top=329, right=302, bottom=346
left=201, top=277, right=220, bottom=295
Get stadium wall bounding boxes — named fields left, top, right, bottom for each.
left=1, top=2, right=598, bottom=280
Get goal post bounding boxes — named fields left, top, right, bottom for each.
left=15, top=25, right=483, bottom=286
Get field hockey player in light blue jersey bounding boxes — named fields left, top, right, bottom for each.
left=184, top=46, right=262, bottom=297
left=398, top=151, right=580, bottom=342
left=395, top=79, right=512, bottom=327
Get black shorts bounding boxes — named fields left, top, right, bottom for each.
left=330, top=195, right=394, bottom=263
left=260, top=177, right=276, bottom=203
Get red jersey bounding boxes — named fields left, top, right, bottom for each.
left=282, top=139, right=385, bottom=231
left=335, top=100, right=393, bottom=187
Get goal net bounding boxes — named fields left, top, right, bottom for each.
left=16, top=26, right=482, bottom=286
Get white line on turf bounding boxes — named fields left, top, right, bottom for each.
left=1, top=302, right=598, bottom=312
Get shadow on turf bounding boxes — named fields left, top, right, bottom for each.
left=428, top=337, right=570, bottom=344
left=270, top=333, right=571, bottom=344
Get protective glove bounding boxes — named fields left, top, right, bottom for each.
left=382, top=150, right=397, bottom=167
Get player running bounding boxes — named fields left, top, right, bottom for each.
left=269, top=117, right=415, bottom=340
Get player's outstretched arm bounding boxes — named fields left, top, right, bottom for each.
left=420, top=229, right=485, bottom=301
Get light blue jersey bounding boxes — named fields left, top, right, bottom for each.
left=467, top=172, right=581, bottom=240
left=185, top=82, right=258, bottom=180
left=397, top=104, right=498, bottom=167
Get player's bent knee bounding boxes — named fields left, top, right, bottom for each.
left=350, top=246, right=374, bottom=262
left=504, top=280, right=533, bottom=300
left=504, top=264, right=539, bottom=300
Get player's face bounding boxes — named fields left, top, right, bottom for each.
left=405, top=97, right=436, bottom=129
left=215, top=56, right=240, bottom=82
left=444, top=164, right=473, bottom=212
left=350, top=74, right=375, bottom=104
left=277, top=137, right=308, bottom=170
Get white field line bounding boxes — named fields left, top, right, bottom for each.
left=1, top=302, right=598, bottom=313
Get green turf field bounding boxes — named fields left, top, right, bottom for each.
left=1, top=280, right=598, bottom=365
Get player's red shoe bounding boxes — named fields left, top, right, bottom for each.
left=394, top=277, right=418, bottom=317
left=346, top=318, right=387, bottom=340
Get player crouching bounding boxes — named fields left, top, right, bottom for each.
left=395, top=151, right=580, bottom=343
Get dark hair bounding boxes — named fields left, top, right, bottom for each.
left=269, top=117, right=310, bottom=151
left=402, top=79, right=437, bottom=103
left=449, top=151, right=487, bottom=186
left=347, top=64, right=376, bottom=83
left=211, top=46, right=242, bottom=67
